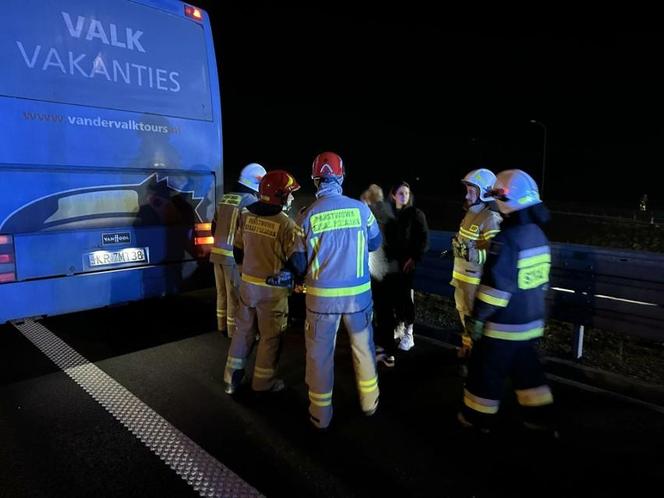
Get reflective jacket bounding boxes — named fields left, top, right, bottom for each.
left=233, top=205, right=302, bottom=293
left=472, top=203, right=551, bottom=341
left=210, top=189, right=258, bottom=264
left=293, top=182, right=382, bottom=314
left=451, top=204, right=502, bottom=287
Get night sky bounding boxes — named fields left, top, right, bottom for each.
left=193, top=3, right=662, bottom=207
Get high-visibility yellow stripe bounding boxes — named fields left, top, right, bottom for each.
left=463, top=391, right=500, bottom=414
left=358, top=376, right=377, bottom=387
left=478, top=248, right=486, bottom=264
left=477, top=291, right=509, bottom=307
left=518, top=253, right=551, bottom=268
left=459, top=227, right=480, bottom=240
left=482, top=229, right=500, bottom=240
left=310, top=398, right=332, bottom=407
left=241, top=273, right=272, bottom=287
left=227, top=208, right=239, bottom=245
left=309, top=391, right=332, bottom=405
left=452, top=271, right=480, bottom=285
left=254, top=366, right=275, bottom=378
left=484, top=327, right=544, bottom=341
left=516, top=386, right=554, bottom=407
left=356, top=230, right=365, bottom=278
left=307, top=281, right=371, bottom=297
left=361, top=231, right=365, bottom=277
left=211, top=247, right=233, bottom=257
left=310, top=237, right=321, bottom=280
left=358, top=376, right=378, bottom=393
left=367, top=213, right=376, bottom=227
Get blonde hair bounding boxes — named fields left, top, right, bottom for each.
left=361, top=184, right=384, bottom=204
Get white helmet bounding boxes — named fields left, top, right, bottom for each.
left=492, top=169, right=541, bottom=214
left=461, top=168, right=496, bottom=202
left=238, top=163, right=266, bottom=192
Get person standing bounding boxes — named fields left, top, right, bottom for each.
left=292, top=152, right=382, bottom=430
left=450, top=169, right=502, bottom=360
left=382, top=181, right=429, bottom=352
left=459, top=169, right=555, bottom=435
left=210, top=163, right=266, bottom=337
left=224, top=169, right=302, bottom=394
left=361, top=184, right=395, bottom=367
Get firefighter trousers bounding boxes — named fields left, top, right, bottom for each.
left=224, top=282, right=289, bottom=391
left=213, top=262, right=238, bottom=336
left=453, top=281, right=479, bottom=349
left=462, top=336, right=554, bottom=429
left=304, top=307, right=379, bottom=429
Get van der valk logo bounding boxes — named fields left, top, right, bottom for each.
left=102, top=232, right=130, bottom=245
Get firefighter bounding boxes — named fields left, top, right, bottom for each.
left=210, top=163, right=266, bottom=337
left=450, top=169, right=502, bottom=360
left=291, top=152, right=383, bottom=430
left=223, top=169, right=302, bottom=394
left=459, top=169, right=555, bottom=434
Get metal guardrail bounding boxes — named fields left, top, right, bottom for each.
left=549, top=209, right=664, bottom=227
left=414, top=230, right=664, bottom=357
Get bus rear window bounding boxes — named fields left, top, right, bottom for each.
left=0, top=0, right=212, bottom=121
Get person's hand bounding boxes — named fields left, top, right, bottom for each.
left=402, top=257, right=416, bottom=273
left=465, top=316, right=485, bottom=341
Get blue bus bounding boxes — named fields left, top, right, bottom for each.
left=0, top=0, right=221, bottom=323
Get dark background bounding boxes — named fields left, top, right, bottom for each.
left=192, top=3, right=662, bottom=207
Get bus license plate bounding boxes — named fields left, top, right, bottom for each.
left=87, top=247, right=148, bottom=267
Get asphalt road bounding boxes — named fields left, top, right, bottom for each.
left=1, top=289, right=663, bottom=497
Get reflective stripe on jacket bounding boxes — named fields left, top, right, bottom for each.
left=296, top=191, right=382, bottom=313
left=451, top=205, right=502, bottom=287
left=234, top=210, right=302, bottom=291
left=472, top=208, right=550, bottom=340
left=210, top=192, right=257, bottom=264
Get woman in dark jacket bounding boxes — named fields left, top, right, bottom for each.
left=382, top=181, right=430, bottom=351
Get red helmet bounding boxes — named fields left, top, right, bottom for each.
left=259, top=170, right=301, bottom=206
left=311, top=151, right=344, bottom=179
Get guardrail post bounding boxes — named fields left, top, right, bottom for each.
left=572, top=324, right=585, bottom=360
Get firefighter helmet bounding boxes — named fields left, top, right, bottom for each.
left=238, top=163, right=267, bottom=192
left=491, top=169, right=541, bottom=214
left=311, top=151, right=344, bottom=179
left=259, top=170, right=301, bottom=206
left=461, top=168, right=496, bottom=202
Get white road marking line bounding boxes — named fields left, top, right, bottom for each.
left=12, top=319, right=262, bottom=498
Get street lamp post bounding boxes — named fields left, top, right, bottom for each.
left=530, top=120, right=547, bottom=199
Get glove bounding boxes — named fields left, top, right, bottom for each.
left=452, top=236, right=468, bottom=260
left=266, top=270, right=294, bottom=288
left=464, top=316, right=485, bottom=342
left=451, top=236, right=463, bottom=259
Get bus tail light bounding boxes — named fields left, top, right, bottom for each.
left=194, top=221, right=213, bottom=246
left=193, top=222, right=213, bottom=258
left=184, top=5, right=203, bottom=21
left=0, top=272, right=16, bottom=283
left=194, top=236, right=214, bottom=245
left=0, top=233, right=16, bottom=283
